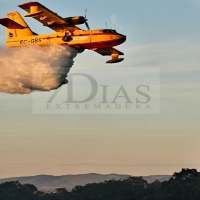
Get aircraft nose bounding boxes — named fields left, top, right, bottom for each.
left=120, top=34, right=126, bottom=43
left=123, top=35, right=126, bottom=42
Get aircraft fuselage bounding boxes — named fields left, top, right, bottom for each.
left=6, top=29, right=126, bottom=51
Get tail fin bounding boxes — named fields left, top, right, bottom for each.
left=0, top=11, right=36, bottom=41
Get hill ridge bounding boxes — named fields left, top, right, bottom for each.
left=0, top=173, right=171, bottom=191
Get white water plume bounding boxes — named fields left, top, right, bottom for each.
left=0, top=45, right=77, bottom=94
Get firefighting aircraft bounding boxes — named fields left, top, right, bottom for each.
left=0, top=2, right=126, bottom=63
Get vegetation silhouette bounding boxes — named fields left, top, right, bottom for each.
left=0, top=169, right=200, bottom=200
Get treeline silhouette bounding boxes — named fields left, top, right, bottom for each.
left=0, top=168, right=200, bottom=200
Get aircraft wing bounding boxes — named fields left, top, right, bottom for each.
left=93, top=47, right=124, bottom=56
left=18, top=2, right=80, bottom=32
left=93, top=48, right=124, bottom=63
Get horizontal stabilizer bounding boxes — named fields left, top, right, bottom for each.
left=0, top=18, right=26, bottom=29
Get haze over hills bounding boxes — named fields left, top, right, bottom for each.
left=0, top=173, right=171, bottom=191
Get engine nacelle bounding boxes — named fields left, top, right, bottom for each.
left=64, top=16, right=86, bottom=26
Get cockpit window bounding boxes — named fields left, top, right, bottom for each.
left=103, top=29, right=117, bottom=33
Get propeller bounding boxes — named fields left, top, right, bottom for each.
left=84, top=9, right=90, bottom=30
left=84, top=9, right=87, bottom=19
left=85, top=21, right=90, bottom=30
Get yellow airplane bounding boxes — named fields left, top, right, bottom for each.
left=0, top=2, right=126, bottom=64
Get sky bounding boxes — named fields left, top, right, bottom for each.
left=0, top=0, right=200, bottom=178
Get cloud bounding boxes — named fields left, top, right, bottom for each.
left=110, top=14, right=124, bottom=30
left=124, top=37, right=200, bottom=74
left=111, top=14, right=117, bottom=24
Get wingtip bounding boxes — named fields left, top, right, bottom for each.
left=106, top=58, right=124, bottom=64
left=18, top=2, right=39, bottom=8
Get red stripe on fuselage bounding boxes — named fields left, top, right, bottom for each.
left=73, top=37, right=126, bottom=49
